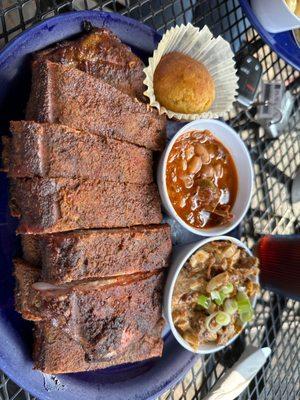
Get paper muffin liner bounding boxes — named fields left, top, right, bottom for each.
left=143, top=23, right=238, bottom=121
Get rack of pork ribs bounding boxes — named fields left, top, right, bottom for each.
left=3, top=27, right=172, bottom=374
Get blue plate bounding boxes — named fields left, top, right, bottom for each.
left=239, top=0, right=300, bottom=70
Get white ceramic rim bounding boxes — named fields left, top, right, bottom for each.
left=160, top=119, right=254, bottom=237
left=281, top=0, right=300, bottom=20
left=166, top=236, right=258, bottom=354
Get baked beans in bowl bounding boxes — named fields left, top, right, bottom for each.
left=157, top=119, right=253, bottom=236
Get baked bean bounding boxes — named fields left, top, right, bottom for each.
left=188, top=156, right=202, bottom=174
left=185, top=145, right=195, bottom=160
left=214, top=163, right=223, bottom=178
left=179, top=197, right=187, bottom=208
left=201, top=164, right=214, bottom=178
left=168, top=152, right=177, bottom=163
left=195, top=143, right=210, bottom=164
left=182, top=175, right=194, bottom=189
left=181, top=159, right=188, bottom=171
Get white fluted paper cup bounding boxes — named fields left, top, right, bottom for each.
left=143, top=23, right=238, bottom=121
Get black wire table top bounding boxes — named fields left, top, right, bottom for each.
left=0, top=1, right=299, bottom=399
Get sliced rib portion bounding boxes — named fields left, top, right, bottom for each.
left=10, top=178, right=162, bottom=234
left=14, top=259, right=165, bottom=371
left=32, top=270, right=165, bottom=362
left=34, top=321, right=163, bottom=374
left=26, top=61, right=166, bottom=151
left=21, top=224, right=171, bottom=283
left=34, top=28, right=146, bottom=101
left=7, top=121, right=153, bottom=183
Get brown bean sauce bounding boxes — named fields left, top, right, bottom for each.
left=166, top=130, right=238, bottom=229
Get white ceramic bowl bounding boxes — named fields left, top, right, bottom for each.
left=157, top=119, right=253, bottom=237
left=163, top=236, right=258, bottom=354
left=251, top=0, right=300, bottom=33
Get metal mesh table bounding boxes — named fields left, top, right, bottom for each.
left=0, top=1, right=299, bottom=399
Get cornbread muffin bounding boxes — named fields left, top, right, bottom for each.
left=153, top=51, right=215, bottom=114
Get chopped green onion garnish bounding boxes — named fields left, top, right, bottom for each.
left=240, top=309, right=254, bottom=323
left=211, top=290, right=226, bottom=306
left=215, top=311, right=231, bottom=326
left=198, top=294, right=210, bottom=309
left=211, top=290, right=221, bottom=301
left=236, top=291, right=254, bottom=322
left=205, top=312, right=222, bottom=333
left=221, top=282, right=234, bottom=295
left=217, top=292, right=227, bottom=306
left=236, top=291, right=251, bottom=314
left=224, top=299, right=238, bottom=315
